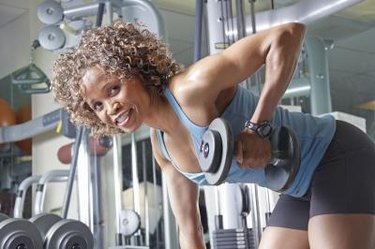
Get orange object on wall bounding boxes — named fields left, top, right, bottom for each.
left=57, top=137, right=111, bottom=164
left=0, top=98, right=16, bottom=148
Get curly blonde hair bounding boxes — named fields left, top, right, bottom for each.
left=52, top=20, right=182, bottom=135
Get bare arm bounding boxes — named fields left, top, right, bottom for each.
left=181, top=23, right=305, bottom=168
left=150, top=129, right=206, bottom=249
left=183, top=22, right=306, bottom=122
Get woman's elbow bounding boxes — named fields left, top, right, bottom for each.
left=273, top=22, right=306, bottom=49
left=284, top=22, right=306, bottom=41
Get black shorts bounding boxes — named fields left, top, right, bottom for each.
left=267, top=120, right=375, bottom=230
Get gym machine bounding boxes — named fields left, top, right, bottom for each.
left=110, top=130, right=166, bottom=249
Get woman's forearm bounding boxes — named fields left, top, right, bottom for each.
left=251, top=23, right=306, bottom=123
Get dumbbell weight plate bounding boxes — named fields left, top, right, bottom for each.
left=265, top=126, right=300, bottom=192
left=30, top=213, right=62, bottom=240
left=45, top=219, right=94, bottom=249
left=0, top=218, right=43, bottom=249
left=202, top=118, right=234, bottom=185
left=199, top=129, right=223, bottom=172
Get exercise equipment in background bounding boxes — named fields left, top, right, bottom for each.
left=11, top=40, right=51, bottom=94
left=119, top=209, right=141, bottom=238
left=30, top=213, right=94, bottom=249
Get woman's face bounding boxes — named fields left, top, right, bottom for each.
left=81, top=66, right=151, bottom=133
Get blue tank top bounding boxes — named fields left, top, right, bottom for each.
left=156, top=86, right=336, bottom=197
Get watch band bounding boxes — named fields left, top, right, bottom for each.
left=244, top=120, right=273, bottom=138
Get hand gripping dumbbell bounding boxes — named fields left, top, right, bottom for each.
left=29, top=213, right=94, bottom=249
left=0, top=212, right=43, bottom=249
left=198, top=118, right=300, bottom=192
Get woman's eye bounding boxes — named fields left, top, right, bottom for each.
left=93, top=102, right=103, bottom=111
left=109, top=85, right=120, bottom=96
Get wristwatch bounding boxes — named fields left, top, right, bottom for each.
left=244, top=120, right=273, bottom=138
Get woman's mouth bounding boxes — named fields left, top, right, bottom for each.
left=115, top=107, right=134, bottom=126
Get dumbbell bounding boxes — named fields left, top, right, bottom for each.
left=0, top=212, right=43, bottom=249
left=198, top=118, right=300, bottom=192
left=30, top=213, right=94, bottom=249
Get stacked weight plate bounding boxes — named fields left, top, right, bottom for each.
left=0, top=213, right=43, bottom=249
left=212, top=228, right=255, bottom=249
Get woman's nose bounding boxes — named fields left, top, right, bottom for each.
left=108, top=102, right=120, bottom=115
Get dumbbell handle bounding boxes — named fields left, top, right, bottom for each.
left=240, top=126, right=292, bottom=165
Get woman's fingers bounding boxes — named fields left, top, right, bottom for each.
left=235, top=130, right=271, bottom=169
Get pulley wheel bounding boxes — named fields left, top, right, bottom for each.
left=45, top=219, right=93, bottom=249
left=119, top=209, right=141, bottom=237
left=0, top=218, right=43, bottom=249
left=38, top=25, right=66, bottom=51
left=202, top=118, right=234, bottom=185
left=37, top=1, right=64, bottom=25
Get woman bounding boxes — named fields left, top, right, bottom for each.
left=51, top=20, right=375, bottom=248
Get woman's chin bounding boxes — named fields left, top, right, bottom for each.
left=119, top=122, right=142, bottom=133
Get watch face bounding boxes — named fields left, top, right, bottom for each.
left=257, top=123, right=272, bottom=137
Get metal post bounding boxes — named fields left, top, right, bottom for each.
left=92, top=152, right=105, bottom=249
left=152, top=156, right=160, bottom=249
left=131, top=133, right=142, bottom=244
left=194, top=0, right=204, bottom=62
left=76, top=130, right=94, bottom=231
left=305, top=36, right=332, bottom=115
left=142, top=141, right=150, bottom=246
left=206, top=0, right=228, bottom=54
left=62, top=126, right=84, bottom=219
left=113, top=135, right=124, bottom=246
left=249, top=184, right=261, bottom=247
left=235, top=0, right=246, bottom=39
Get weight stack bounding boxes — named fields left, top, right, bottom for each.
left=212, top=228, right=255, bottom=249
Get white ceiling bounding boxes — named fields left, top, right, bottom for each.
left=0, top=0, right=374, bottom=137
left=0, top=2, right=26, bottom=29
